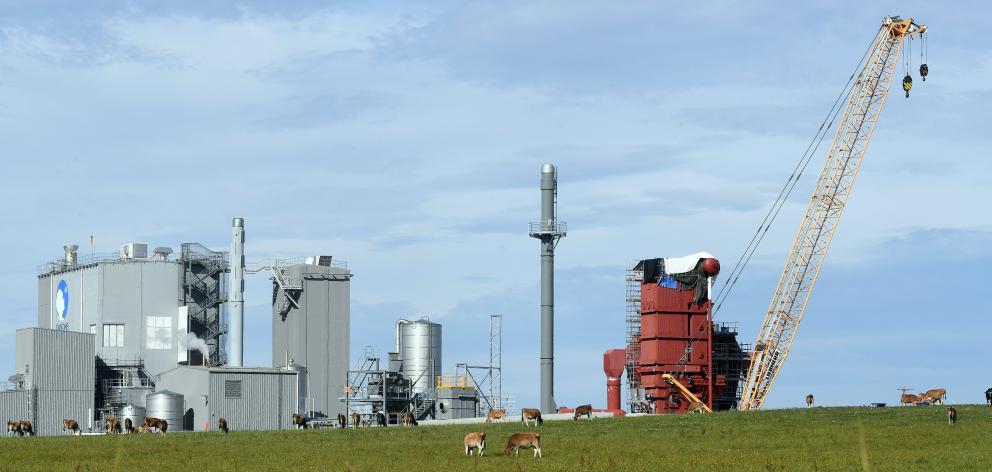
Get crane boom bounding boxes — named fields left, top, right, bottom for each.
left=739, top=17, right=927, bottom=410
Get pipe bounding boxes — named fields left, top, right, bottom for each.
left=229, top=218, right=245, bottom=367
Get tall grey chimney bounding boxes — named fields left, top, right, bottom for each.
left=230, top=218, right=246, bottom=367
left=528, top=164, right=566, bottom=413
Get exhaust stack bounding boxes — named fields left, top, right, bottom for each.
left=229, top=218, right=245, bottom=367
left=528, top=164, right=566, bottom=413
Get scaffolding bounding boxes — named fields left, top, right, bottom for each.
left=625, top=261, right=647, bottom=412
left=344, top=348, right=412, bottom=426
left=712, top=322, right=751, bottom=411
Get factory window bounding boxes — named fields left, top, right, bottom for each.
left=103, top=323, right=125, bottom=348
left=145, top=316, right=173, bottom=350
left=225, top=380, right=242, bottom=399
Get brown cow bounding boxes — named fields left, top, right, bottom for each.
left=350, top=412, right=361, bottom=428
left=401, top=410, right=418, bottom=426
left=17, top=421, right=34, bottom=436
left=900, top=393, right=921, bottom=406
left=521, top=408, right=543, bottom=427
left=105, top=417, right=121, bottom=434
left=806, top=394, right=814, bottom=408
left=504, top=432, right=542, bottom=458
left=218, top=418, right=229, bottom=433
left=947, top=407, right=957, bottom=426
left=137, top=425, right=150, bottom=433
left=63, top=419, right=81, bottom=436
left=337, top=413, right=347, bottom=428
left=920, top=388, right=946, bottom=405
left=376, top=412, right=387, bottom=427
left=292, top=413, right=308, bottom=429
left=144, top=417, right=168, bottom=434
left=124, top=418, right=135, bottom=434
left=573, top=404, right=593, bottom=420
left=464, top=432, right=486, bottom=456
left=687, top=401, right=707, bottom=414
left=7, top=420, right=20, bottom=436
left=485, top=408, right=506, bottom=423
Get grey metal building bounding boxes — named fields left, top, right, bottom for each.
left=271, top=259, right=351, bottom=419
left=157, top=365, right=300, bottom=431
left=0, top=328, right=95, bottom=436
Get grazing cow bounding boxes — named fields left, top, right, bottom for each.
left=401, top=410, right=418, bottom=426
left=7, top=420, right=20, bottom=436
left=105, top=417, right=121, bottom=434
left=350, top=412, right=361, bottom=428
left=504, top=432, right=542, bottom=458
left=573, top=404, right=593, bottom=421
left=63, top=419, right=81, bottom=436
left=986, top=388, right=992, bottom=406
left=124, top=418, right=135, bottom=434
left=687, top=401, right=707, bottom=414
left=947, top=407, right=957, bottom=426
left=464, top=432, right=486, bottom=456
left=806, top=394, right=814, bottom=408
left=18, top=420, right=34, bottom=436
left=921, top=388, right=947, bottom=405
left=900, top=393, right=922, bottom=406
left=292, top=413, right=308, bottom=429
left=137, top=425, right=150, bottom=433
left=218, top=418, right=229, bottom=434
left=376, top=412, right=387, bottom=428
left=337, top=413, right=347, bottom=428
left=144, top=417, right=168, bottom=434
left=485, top=408, right=506, bottom=423
left=521, top=408, right=543, bottom=427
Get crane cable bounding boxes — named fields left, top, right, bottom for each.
left=711, top=32, right=878, bottom=316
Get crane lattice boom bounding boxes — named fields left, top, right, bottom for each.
left=739, top=17, right=927, bottom=410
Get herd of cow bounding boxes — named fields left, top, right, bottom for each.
left=899, top=388, right=948, bottom=406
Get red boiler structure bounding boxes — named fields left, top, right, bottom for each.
left=638, top=256, right=723, bottom=414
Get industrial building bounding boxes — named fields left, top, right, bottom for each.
left=0, top=218, right=357, bottom=435
left=270, top=258, right=351, bottom=420
left=623, top=254, right=750, bottom=414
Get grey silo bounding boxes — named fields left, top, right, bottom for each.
left=396, top=318, right=442, bottom=396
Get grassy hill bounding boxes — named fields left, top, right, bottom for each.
left=1, top=405, right=990, bottom=471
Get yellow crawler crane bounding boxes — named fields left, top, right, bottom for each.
left=739, top=17, right=927, bottom=410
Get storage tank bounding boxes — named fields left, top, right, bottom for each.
left=396, top=319, right=442, bottom=395
left=145, top=390, right=184, bottom=432
left=121, top=404, right=146, bottom=429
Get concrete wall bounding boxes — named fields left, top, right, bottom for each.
left=38, top=261, right=184, bottom=377
left=272, top=263, right=350, bottom=419
left=158, top=366, right=298, bottom=432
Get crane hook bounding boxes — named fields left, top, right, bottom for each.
left=919, top=63, right=928, bottom=81
left=902, top=74, right=913, bottom=98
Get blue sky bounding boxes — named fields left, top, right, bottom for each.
left=0, top=1, right=988, bottom=409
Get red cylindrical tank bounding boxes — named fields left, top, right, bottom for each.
left=603, top=349, right=626, bottom=411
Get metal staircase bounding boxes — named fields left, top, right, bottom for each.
left=180, top=243, right=229, bottom=365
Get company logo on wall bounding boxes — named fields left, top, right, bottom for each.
left=56, top=279, right=69, bottom=321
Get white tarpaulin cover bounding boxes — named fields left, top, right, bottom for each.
left=663, top=252, right=715, bottom=276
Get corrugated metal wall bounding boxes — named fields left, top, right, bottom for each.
left=210, top=371, right=296, bottom=431
left=0, top=390, right=31, bottom=426
left=35, top=390, right=93, bottom=436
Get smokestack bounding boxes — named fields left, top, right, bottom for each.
left=64, top=245, right=79, bottom=268
left=529, top=164, right=566, bottom=413
left=230, top=218, right=245, bottom=367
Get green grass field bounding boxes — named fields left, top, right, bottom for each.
left=1, top=405, right=990, bottom=471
